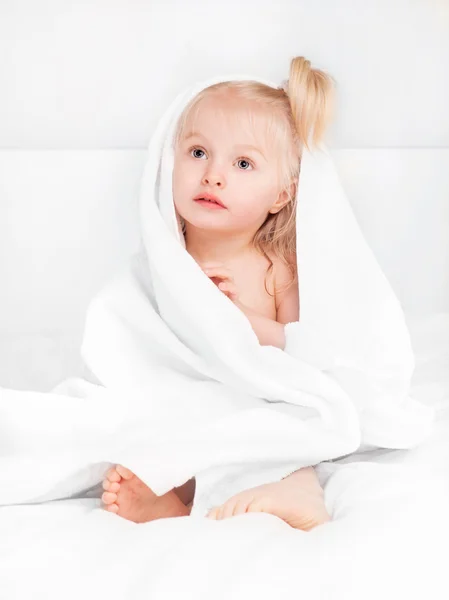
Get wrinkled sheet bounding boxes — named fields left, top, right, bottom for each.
left=1, top=313, right=448, bottom=600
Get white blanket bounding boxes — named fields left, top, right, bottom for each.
left=1, top=74, right=447, bottom=598
left=1, top=314, right=448, bottom=599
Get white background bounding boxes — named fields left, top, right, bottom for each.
left=1, top=0, right=448, bottom=390
left=1, top=0, right=448, bottom=149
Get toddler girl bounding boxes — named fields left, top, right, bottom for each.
left=102, top=56, right=335, bottom=531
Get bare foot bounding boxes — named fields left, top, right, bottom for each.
left=206, top=466, right=331, bottom=531
left=101, top=465, right=191, bottom=523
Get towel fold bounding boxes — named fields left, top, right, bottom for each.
left=0, top=74, right=435, bottom=514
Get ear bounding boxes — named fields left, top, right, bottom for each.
left=269, top=182, right=296, bottom=215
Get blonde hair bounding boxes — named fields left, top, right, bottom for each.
left=173, top=56, right=335, bottom=295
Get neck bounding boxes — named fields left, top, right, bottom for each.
left=184, top=222, right=256, bottom=262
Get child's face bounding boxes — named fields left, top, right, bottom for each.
left=173, top=94, right=287, bottom=236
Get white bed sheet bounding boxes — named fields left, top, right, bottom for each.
left=1, top=312, right=448, bottom=600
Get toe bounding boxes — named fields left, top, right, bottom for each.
left=116, top=465, right=134, bottom=480
left=105, top=503, right=119, bottom=514
left=106, top=467, right=121, bottom=483
left=233, top=501, right=249, bottom=516
left=102, top=491, right=118, bottom=505
left=221, top=502, right=236, bottom=520
left=102, top=479, right=120, bottom=493
left=206, top=508, right=216, bottom=519
left=216, top=505, right=225, bottom=520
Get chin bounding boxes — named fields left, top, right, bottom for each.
left=186, top=219, right=230, bottom=232
left=178, top=207, right=228, bottom=229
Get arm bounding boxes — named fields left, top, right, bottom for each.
left=235, top=254, right=300, bottom=349
left=201, top=260, right=299, bottom=350
left=234, top=271, right=299, bottom=350
left=275, top=261, right=300, bottom=326
left=233, top=261, right=300, bottom=349
left=236, top=259, right=300, bottom=349
left=234, top=299, right=286, bottom=349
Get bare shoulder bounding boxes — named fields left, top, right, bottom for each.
left=269, top=253, right=300, bottom=324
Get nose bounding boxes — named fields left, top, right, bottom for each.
left=201, top=172, right=224, bottom=188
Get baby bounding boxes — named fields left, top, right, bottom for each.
left=102, top=56, right=334, bottom=531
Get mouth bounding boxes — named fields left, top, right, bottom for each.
left=193, top=193, right=227, bottom=210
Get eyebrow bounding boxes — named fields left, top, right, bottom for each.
left=183, top=132, right=266, bottom=161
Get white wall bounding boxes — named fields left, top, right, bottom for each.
left=1, top=0, right=448, bottom=390
left=1, top=0, right=448, bottom=149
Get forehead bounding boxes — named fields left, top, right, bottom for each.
left=181, top=94, right=274, bottom=150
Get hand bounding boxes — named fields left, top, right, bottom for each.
left=199, top=261, right=286, bottom=348
left=199, top=262, right=239, bottom=302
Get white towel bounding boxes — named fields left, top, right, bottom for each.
left=0, top=74, right=435, bottom=515
left=80, top=74, right=434, bottom=512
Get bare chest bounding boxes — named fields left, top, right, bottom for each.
left=231, top=258, right=276, bottom=321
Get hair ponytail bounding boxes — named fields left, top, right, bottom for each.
left=284, top=56, right=335, bottom=151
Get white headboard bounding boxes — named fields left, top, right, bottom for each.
left=1, top=148, right=448, bottom=390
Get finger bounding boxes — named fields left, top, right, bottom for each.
left=218, top=283, right=238, bottom=301
left=218, top=282, right=238, bottom=295
left=202, top=267, right=233, bottom=281
left=199, top=262, right=224, bottom=269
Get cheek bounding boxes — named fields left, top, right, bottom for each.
left=173, top=162, right=196, bottom=200
left=232, top=180, right=279, bottom=219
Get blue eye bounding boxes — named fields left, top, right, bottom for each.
left=189, top=146, right=254, bottom=170
left=237, top=159, right=253, bottom=170
left=191, top=147, right=206, bottom=159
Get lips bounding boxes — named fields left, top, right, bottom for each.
left=193, top=193, right=226, bottom=208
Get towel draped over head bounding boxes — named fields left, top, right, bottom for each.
left=78, top=74, right=435, bottom=513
